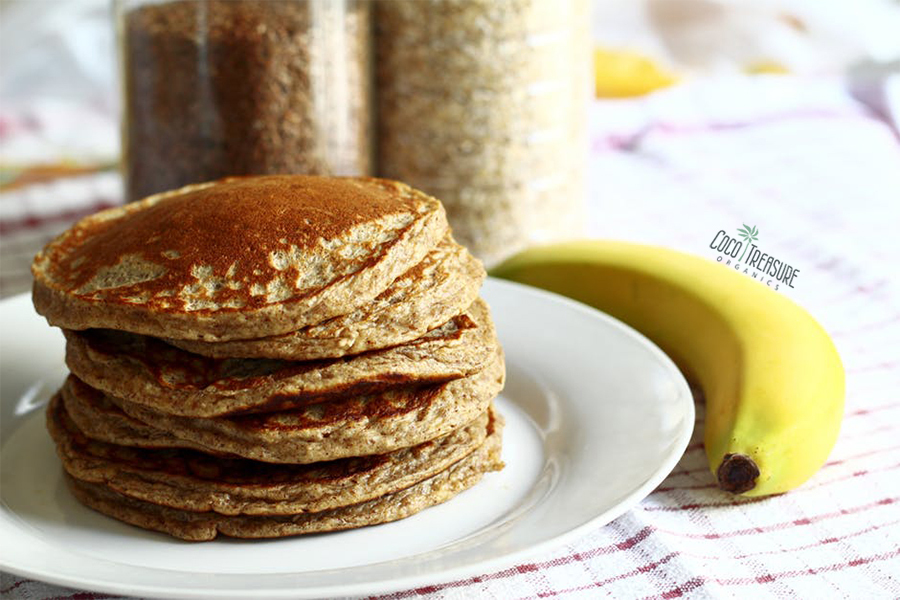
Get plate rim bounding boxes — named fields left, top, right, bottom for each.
left=0, top=278, right=694, bottom=598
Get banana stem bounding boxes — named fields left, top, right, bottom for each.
left=716, top=453, right=760, bottom=493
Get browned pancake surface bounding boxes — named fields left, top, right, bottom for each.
left=64, top=414, right=504, bottom=541
left=111, top=349, right=503, bottom=463
left=169, top=236, right=486, bottom=360
left=49, top=393, right=495, bottom=516
left=60, top=377, right=221, bottom=453
left=32, top=175, right=447, bottom=340
left=64, top=299, right=497, bottom=417
left=62, top=349, right=504, bottom=464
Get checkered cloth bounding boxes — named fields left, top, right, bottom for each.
left=2, top=76, right=899, bottom=599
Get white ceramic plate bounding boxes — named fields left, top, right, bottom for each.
left=0, top=278, right=693, bottom=599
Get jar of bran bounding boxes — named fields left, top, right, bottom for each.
left=117, top=0, right=372, bottom=202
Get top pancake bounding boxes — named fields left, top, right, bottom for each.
left=32, top=175, right=448, bottom=341
left=167, top=235, right=485, bottom=360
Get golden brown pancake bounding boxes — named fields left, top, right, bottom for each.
left=60, top=376, right=222, bottom=454
left=64, top=299, right=497, bottom=417
left=64, top=350, right=504, bottom=464
left=65, top=414, right=503, bottom=541
left=48, top=393, right=495, bottom=516
left=168, top=236, right=486, bottom=360
left=32, top=175, right=448, bottom=341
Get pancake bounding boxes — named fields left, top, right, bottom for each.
left=64, top=416, right=503, bottom=541
left=168, top=236, right=486, bottom=360
left=48, top=393, right=495, bottom=516
left=108, top=350, right=504, bottom=464
left=32, top=175, right=448, bottom=341
left=65, top=350, right=505, bottom=464
left=65, top=299, right=497, bottom=418
left=60, top=378, right=221, bottom=454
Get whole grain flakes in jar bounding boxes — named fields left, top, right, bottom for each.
left=117, top=0, right=372, bottom=202
left=375, top=0, right=591, bottom=266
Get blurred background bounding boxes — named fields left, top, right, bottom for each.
left=1, top=0, right=899, bottom=298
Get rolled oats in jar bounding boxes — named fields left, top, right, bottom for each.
left=375, top=0, right=591, bottom=265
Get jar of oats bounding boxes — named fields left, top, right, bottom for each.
left=117, top=0, right=372, bottom=202
left=375, top=0, right=591, bottom=266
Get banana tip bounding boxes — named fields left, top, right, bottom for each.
left=716, top=453, right=760, bottom=494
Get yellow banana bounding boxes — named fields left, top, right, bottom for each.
left=491, top=240, right=844, bottom=497
left=593, top=47, right=679, bottom=98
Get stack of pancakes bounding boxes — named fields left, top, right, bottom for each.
left=32, top=175, right=505, bottom=541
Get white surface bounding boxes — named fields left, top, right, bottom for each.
left=0, top=278, right=694, bottom=599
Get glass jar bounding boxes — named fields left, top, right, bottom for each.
left=116, top=0, right=372, bottom=202
left=375, top=0, right=591, bottom=266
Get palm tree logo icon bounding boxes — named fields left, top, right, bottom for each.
left=737, top=224, right=758, bottom=262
